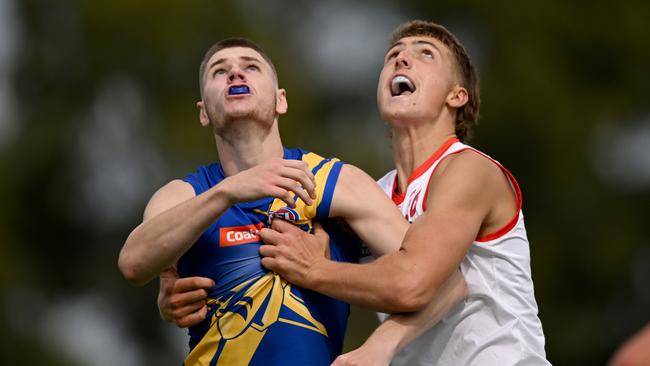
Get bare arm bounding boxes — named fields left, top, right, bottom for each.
left=261, top=152, right=514, bottom=312
left=258, top=160, right=476, bottom=360
left=258, top=163, right=409, bottom=306
left=259, top=219, right=467, bottom=364
left=327, top=164, right=409, bottom=257
left=118, top=179, right=225, bottom=286
left=118, top=158, right=317, bottom=286
left=332, top=270, right=467, bottom=366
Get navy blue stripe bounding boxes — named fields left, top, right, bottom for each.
left=316, top=161, right=343, bottom=219
left=211, top=337, right=227, bottom=366
left=291, top=157, right=332, bottom=204
left=311, top=158, right=332, bottom=175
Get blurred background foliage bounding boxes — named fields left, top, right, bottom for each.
left=1, top=0, right=649, bottom=365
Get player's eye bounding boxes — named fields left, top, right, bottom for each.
left=246, top=64, right=260, bottom=72
left=386, top=50, right=399, bottom=62
left=213, top=68, right=226, bottom=77
left=422, top=49, right=434, bottom=58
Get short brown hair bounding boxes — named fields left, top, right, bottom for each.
left=390, top=20, right=480, bottom=141
left=198, top=38, right=278, bottom=96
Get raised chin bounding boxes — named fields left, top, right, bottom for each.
left=382, top=99, right=419, bottom=119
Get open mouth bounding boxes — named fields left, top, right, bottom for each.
left=391, top=75, right=416, bottom=96
left=228, top=85, right=250, bottom=96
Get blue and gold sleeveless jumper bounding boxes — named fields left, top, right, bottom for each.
left=177, top=147, right=360, bottom=366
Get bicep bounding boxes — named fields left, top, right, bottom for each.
left=143, top=179, right=197, bottom=222
left=329, top=164, right=408, bottom=257
left=400, top=154, right=494, bottom=289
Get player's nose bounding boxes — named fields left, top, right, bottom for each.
left=395, top=50, right=411, bottom=69
left=227, top=66, right=246, bottom=83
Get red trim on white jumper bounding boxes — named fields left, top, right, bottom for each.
left=391, top=137, right=459, bottom=206
left=421, top=147, right=523, bottom=243
left=391, top=174, right=404, bottom=205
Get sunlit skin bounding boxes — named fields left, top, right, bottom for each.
left=255, top=35, right=481, bottom=313
left=198, top=46, right=287, bottom=145
left=377, top=36, right=468, bottom=194
left=377, top=36, right=461, bottom=128
left=147, top=39, right=470, bottom=366
left=118, top=46, right=314, bottom=287
left=197, top=46, right=288, bottom=177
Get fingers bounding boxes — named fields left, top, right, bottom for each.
left=170, top=288, right=210, bottom=308
left=258, top=230, right=283, bottom=271
left=169, top=286, right=211, bottom=328
left=287, top=166, right=317, bottom=201
left=273, top=177, right=313, bottom=207
left=172, top=298, right=206, bottom=319
left=258, top=226, right=284, bottom=270
left=276, top=159, right=317, bottom=203
left=175, top=305, right=208, bottom=328
left=173, top=276, right=214, bottom=293
left=260, top=256, right=277, bottom=271
left=281, top=160, right=316, bottom=195
left=258, top=241, right=279, bottom=259
left=258, top=227, right=284, bottom=246
left=267, top=186, right=297, bottom=208
left=270, top=218, right=302, bottom=233
left=229, top=158, right=317, bottom=207
left=258, top=226, right=287, bottom=271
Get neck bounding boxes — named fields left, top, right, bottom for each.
left=215, top=119, right=284, bottom=177
left=390, top=121, right=456, bottom=195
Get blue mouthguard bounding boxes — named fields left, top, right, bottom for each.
left=229, top=85, right=250, bottom=95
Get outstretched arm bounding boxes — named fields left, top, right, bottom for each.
left=118, top=158, right=317, bottom=286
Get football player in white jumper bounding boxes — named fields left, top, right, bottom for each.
left=259, top=20, right=550, bottom=366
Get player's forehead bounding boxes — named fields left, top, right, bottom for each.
left=387, top=36, right=450, bottom=56
left=208, top=46, right=271, bottom=70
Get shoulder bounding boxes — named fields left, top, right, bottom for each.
left=434, top=148, right=505, bottom=187
left=336, top=164, right=375, bottom=186
left=328, top=164, right=369, bottom=205
left=426, top=149, right=510, bottom=213
left=330, top=163, right=394, bottom=215
left=143, top=179, right=196, bottom=221
left=154, top=179, right=196, bottom=198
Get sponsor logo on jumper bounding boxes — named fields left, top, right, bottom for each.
left=219, top=223, right=265, bottom=247
left=268, top=206, right=312, bottom=232
left=269, top=206, right=300, bottom=223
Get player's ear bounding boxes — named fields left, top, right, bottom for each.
left=197, top=100, right=210, bottom=127
left=446, top=85, right=468, bottom=109
left=276, top=88, right=288, bottom=115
